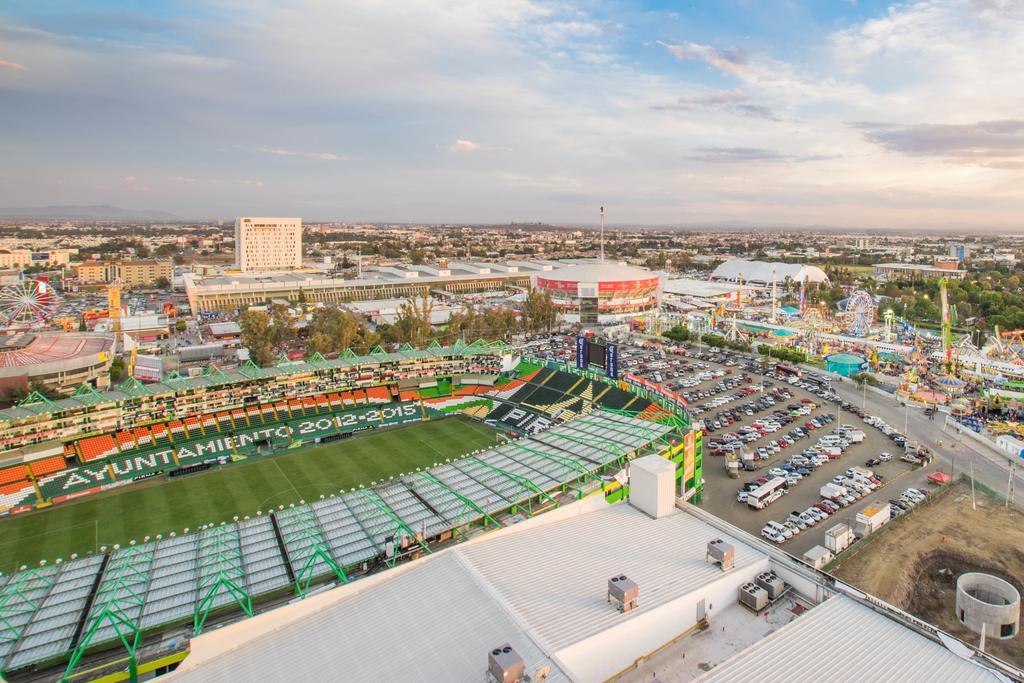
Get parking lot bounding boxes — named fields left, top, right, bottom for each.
left=618, top=342, right=932, bottom=558
left=524, top=335, right=936, bottom=559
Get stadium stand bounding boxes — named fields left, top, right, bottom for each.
left=29, top=455, right=67, bottom=478
left=0, top=482, right=37, bottom=510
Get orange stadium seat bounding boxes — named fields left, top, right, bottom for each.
left=216, top=411, right=233, bottom=429
left=328, top=393, right=343, bottom=409
left=274, top=401, right=290, bottom=418
left=0, top=465, right=28, bottom=485
left=151, top=423, right=169, bottom=444
left=232, top=409, right=249, bottom=426
left=116, top=431, right=137, bottom=451
left=246, top=406, right=262, bottom=424
left=201, top=415, right=218, bottom=432
left=133, top=427, right=153, bottom=448
left=366, top=387, right=390, bottom=404
left=79, top=434, right=119, bottom=462
left=0, top=482, right=36, bottom=510
left=184, top=416, right=202, bottom=436
left=29, top=456, right=66, bottom=477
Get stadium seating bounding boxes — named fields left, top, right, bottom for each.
left=29, top=456, right=67, bottom=478
left=116, top=431, right=137, bottom=451
left=0, top=482, right=37, bottom=510
left=0, top=464, right=28, bottom=484
left=151, top=423, right=171, bottom=446
left=366, top=387, right=391, bottom=404
left=78, top=434, right=119, bottom=462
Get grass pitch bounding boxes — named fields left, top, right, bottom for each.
left=0, top=416, right=500, bottom=571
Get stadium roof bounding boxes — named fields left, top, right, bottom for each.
left=168, top=499, right=1015, bottom=683
left=710, top=259, right=829, bottom=285
left=542, top=261, right=658, bottom=284
left=662, top=278, right=757, bottom=298
left=169, top=501, right=767, bottom=683
left=698, top=593, right=998, bottom=683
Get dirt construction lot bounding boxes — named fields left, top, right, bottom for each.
left=832, top=482, right=1024, bottom=667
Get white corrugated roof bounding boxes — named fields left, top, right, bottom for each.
left=710, top=259, right=829, bottom=285
left=168, top=552, right=568, bottom=682
left=457, top=503, right=765, bottom=652
left=544, top=261, right=658, bottom=284
left=698, top=594, right=1000, bottom=683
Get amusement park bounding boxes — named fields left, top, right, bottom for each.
left=665, top=259, right=1024, bottom=456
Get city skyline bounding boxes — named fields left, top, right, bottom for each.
left=1, top=0, right=1023, bottom=229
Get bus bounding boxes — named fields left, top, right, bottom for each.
left=775, top=363, right=802, bottom=379
left=747, top=477, right=788, bottom=509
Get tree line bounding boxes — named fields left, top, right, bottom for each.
left=239, top=288, right=558, bottom=367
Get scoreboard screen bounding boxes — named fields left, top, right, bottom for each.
left=588, top=340, right=608, bottom=368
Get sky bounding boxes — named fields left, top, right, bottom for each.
left=1, top=0, right=1023, bottom=229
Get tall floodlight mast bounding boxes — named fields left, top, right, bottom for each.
left=599, top=206, right=605, bottom=262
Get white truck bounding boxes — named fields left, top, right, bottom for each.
left=842, top=429, right=865, bottom=443
left=825, top=523, right=853, bottom=554
left=854, top=503, right=892, bottom=539
left=820, top=483, right=848, bottom=501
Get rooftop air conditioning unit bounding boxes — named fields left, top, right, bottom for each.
left=487, top=644, right=525, bottom=683
left=706, top=539, right=735, bottom=571
left=607, top=574, right=639, bottom=613
left=738, top=582, right=768, bottom=611
left=755, top=571, right=785, bottom=601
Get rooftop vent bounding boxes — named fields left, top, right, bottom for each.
left=607, top=574, right=639, bottom=613
left=487, top=644, right=525, bottom=683
left=706, top=539, right=735, bottom=571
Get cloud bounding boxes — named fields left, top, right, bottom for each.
left=171, top=176, right=196, bottom=183
left=854, top=119, right=1024, bottom=168
left=652, top=89, right=781, bottom=121
left=448, top=139, right=480, bottom=152
left=238, top=179, right=265, bottom=188
left=690, top=147, right=832, bottom=163
left=122, top=175, right=136, bottom=183
left=0, top=59, right=27, bottom=71
left=252, top=146, right=349, bottom=161
left=656, top=40, right=749, bottom=76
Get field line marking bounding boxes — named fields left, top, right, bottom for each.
left=272, top=459, right=302, bottom=501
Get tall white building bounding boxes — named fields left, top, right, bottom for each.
left=234, top=217, right=302, bottom=272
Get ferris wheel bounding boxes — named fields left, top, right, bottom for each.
left=844, top=290, right=876, bottom=337
left=0, top=279, right=60, bottom=326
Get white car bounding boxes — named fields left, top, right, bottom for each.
left=768, top=468, right=787, bottom=478
left=879, top=452, right=893, bottom=462
left=783, top=521, right=802, bottom=535
left=765, top=520, right=794, bottom=538
left=736, top=491, right=749, bottom=503
left=761, top=528, right=786, bottom=544
left=787, top=512, right=809, bottom=529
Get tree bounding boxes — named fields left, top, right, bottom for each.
left=175, top=319, right=187, bottom=333
left=240, top=309, right=275, bottom=366
left=109, top=356, right=127, bottom=383
left=523, top=287, right=556, bottom=333
left=269, top=304, right=297, bottom=350
left=154, top=276, right=171, bottom=290
left=388, top=292, right=433, bottom=345
left=306, top=307, right=367, bottom=354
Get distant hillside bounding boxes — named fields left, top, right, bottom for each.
left=0, top=204, right=180, bottom=220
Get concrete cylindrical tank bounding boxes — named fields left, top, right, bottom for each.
left=956, top=572, right=1021, bottom=640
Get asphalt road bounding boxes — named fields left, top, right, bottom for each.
left=831, top=380, right=1023, bottom=504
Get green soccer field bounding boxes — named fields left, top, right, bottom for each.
left=0, top=416, right=501, bottom=572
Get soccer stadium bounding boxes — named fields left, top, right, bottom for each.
left=0, top=341, right=700, bottom=681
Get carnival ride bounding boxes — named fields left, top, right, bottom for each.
left=842, top=290, right=877, bottom=337
left=0, top=278, right=60, bottom=327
